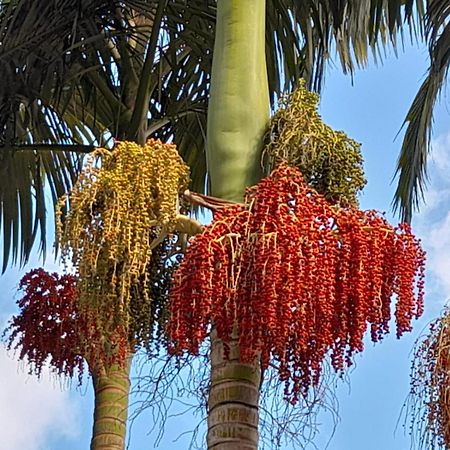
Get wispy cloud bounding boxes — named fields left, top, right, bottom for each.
left=0, top=345, right=81, bottom=450
left=415, top=131, right=450, bottom=305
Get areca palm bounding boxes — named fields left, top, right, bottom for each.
left=1, top=1, right=425, bottom=449
left=202, top=2, right=426, bottom=448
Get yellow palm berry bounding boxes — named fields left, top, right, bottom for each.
left=56, top=139, right=189, bottom=350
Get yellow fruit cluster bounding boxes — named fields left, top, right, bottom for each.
left=263, top=80, right=366, bottom=207
left=56, top=139, right=189, bottom=349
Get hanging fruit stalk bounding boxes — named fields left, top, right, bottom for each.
left=5, top=269, right=85, bottom=380
left=5, top=268, right=132, bottom=450
left=263, top=79, right=366, bottom=207
left=168, top=164, right=425, bottom=403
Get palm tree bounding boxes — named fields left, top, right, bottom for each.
left=1, top=3, right=213, bottom=448
left=202, top=2, right=425, bottom=448
left=0, top=1, right=424, bottom=449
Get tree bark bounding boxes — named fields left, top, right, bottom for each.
left=90, top=362, right=131, bottom=450
left=207, top=330, right=261, bottom=450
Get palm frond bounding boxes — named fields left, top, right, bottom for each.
left=268, top=0, right=423, bottom=93
left=0, top=146, right=84, bottom=271
left=0, top=0, right=159, bottom=269
left=394, top=1, right=450, bottom=222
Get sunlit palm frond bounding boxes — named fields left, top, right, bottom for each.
left=269, top=0, right=423, bottom=93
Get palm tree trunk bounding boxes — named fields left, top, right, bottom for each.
left=90, top=361, right=131, bottom=450
left=207, top=0, right=269, bottom=203
left=207, top=330, right=261, bottom=449
left=206, top=1, right=269, bottom=449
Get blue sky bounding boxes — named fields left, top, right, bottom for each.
left=1, top=41, right=450, bottom=450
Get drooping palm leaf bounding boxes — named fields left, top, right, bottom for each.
left=394, top=0, right=449, bottom=222
left=0, top=147, right=85, bottom=271
left=268, top=0, right=423, bottom=94
left=0, top=0, right=130, bottom=270
left=0, top=0, right=163, bottom=270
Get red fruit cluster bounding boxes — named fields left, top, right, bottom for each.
left=168, top=164, right=425, bottom=401
left=5, top=268, right=84, bottom=380
left=5, top=268, right=130, bottom=381
left=409, top=311, right=450, bottom=449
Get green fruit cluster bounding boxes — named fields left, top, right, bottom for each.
left=263, top=80, right=366, bottom=207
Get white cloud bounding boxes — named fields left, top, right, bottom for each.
left=0, top=345, right=81, bottom=450
left=431, top=132, right=450, bottom=174
left=415, top=131, right=450, bottom=303
left=418, top=211, right=450, bottom=298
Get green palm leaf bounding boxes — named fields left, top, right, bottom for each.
left=394, top=0, right=449, bottom=222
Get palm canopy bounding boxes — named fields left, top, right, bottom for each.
left=0, top=0, right=421, bottom=271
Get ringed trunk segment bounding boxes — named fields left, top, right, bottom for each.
left=207, top=329, right=261, bottom=450
left=90, top=362, right=132, bottom=450
left=207, top=0, right=270, bottom=203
